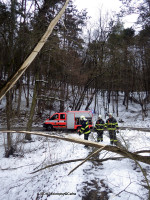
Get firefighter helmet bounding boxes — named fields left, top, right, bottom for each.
left=80, top=115, right=85, bottom=120
left=98, top=114, right=102, bottom=119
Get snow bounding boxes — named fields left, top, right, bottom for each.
left=0, top=130, right=150, bottom=200
left=0, top=92, right=150, bottom=200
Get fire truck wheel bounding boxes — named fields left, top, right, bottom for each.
left=47, top=125, right=53, bottom=131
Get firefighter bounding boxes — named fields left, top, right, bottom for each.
left=95, top=115, right=105, bottom=142
left=105, top=113, right=119, bottom=145
left=78, top=115, right=91, bottom=141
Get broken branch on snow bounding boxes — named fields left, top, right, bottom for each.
left=68, top=146, right=105, bottom=175
left=30, top=156, right=124, bottom=174
left=1, top=130, right=150, bottom=166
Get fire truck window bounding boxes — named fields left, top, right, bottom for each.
left=51, top=114, right=58, bottom=120
left=60, top=114, right=65, bottom=119
left=55, top=114, right=58, bottom=119
left=89, top=120, right=92, bottom=124
left=75, top=118, right=79, bottom=125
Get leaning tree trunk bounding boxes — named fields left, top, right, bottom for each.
left=0, top=0, right=70, bottom=101
left=25, top=72, right=39, bottom=140
left=85, top=88, right=97, bottom=111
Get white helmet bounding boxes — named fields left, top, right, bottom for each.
left=80, top=115, right=85, bottom=120
left=98, top=115, right=102, bottom=119
left=109, top=113, right=113, bottom=116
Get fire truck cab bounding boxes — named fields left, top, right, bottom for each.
left=43, top=111, right=93, bottom=131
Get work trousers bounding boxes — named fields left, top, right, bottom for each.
left=84, top=133, right=90, bottom=140
left=97, top=131, right=103, bottom=142
left=109, top=130, right=117, bottom=144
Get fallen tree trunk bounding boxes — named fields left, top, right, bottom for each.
left=1, top=130, right=150, bottom=165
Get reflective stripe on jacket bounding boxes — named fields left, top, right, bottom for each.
left=95, top=119, right=105, bottom=131
left=80, top=120, right=91, bottom=134
left=105, top=117, right=118, bottom=131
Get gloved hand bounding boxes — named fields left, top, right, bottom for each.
left=79, top=132, right=82, bottom=136
left=77, top=129, right=81, bottom=135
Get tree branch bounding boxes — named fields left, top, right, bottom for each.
left=30, top=156, right=124, bottom=174
left=68, top=146, right=105, bottom=175
left=1, top=130, right=150, bottom=166
left=0, top=0, right=70, bottom=101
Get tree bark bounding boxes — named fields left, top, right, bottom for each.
left=5, top=92, right=12, bottom=157
left=2, top=130, right=150, bottom=165
left=25, top=72, right=39, bottom=140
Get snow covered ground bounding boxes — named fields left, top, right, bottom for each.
left=0, top=91, right=150, bottom=200
left=0, top=129, right=150, bottom=200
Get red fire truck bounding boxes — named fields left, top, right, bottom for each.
left=43, top=111, right=93, bottom=131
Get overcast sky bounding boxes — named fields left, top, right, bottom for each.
left=74, top=0, right=138, bottom=29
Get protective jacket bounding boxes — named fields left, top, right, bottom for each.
left=79, top=120, right=91, bottom=135
left=95, top=119, right=105, bottom=131
left=105, top=117, right=118, bottom=131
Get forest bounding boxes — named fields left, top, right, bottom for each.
left=0, top=0, right=149, bottom=157
left=0, top=1, right=150, bottom=199
left=0, top=0, right=150, bottom=152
